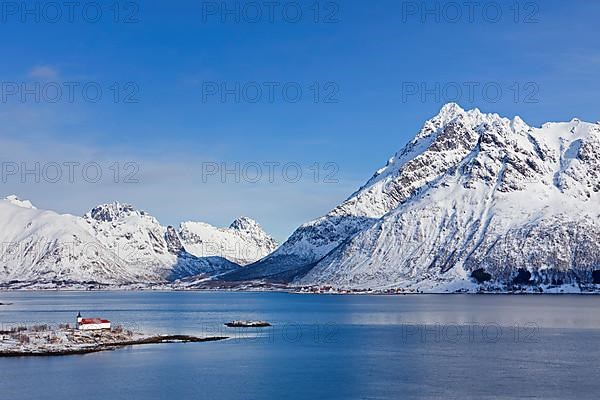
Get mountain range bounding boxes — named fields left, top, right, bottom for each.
left=0, top=197, right=277, bottom=287
left=2, top=104, right=599, bottom=292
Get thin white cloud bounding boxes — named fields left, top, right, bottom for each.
left=28, top=65, right=59, bottom=80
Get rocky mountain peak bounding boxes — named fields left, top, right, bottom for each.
left=178, top=217, right=277, bottom=266
left=85, top=202, right=144, bottom=222
left=439, top=102, right=464, bottom=113
left=436, top=102, right=470, bottom=121
left=229, top=216, right=261, bottom=232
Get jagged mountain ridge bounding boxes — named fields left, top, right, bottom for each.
left=0, top=199, right=276, bottom=286
left=179, top=216, right=278, bottom=266
left=83, top=202, right=240, bottom=281
left=224, top=104, right=600, bottom=290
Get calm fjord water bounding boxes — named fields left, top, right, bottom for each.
left=1, top=292, right=599, bottom=400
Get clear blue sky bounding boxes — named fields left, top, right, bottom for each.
left=1, top=0, right=599, bottom=241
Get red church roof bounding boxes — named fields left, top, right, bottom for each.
left=79, top=318, right=110, bottom=325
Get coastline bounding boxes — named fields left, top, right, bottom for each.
left=2, top=269, right=599, bottom=296
left=1, top=288, right=599, bottom=295
left=1, top=280, right=599, bottom=295
left=0, top=334, right=228, bottom=358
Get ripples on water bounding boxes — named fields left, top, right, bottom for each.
left=1, top=292, right=599, bottom=399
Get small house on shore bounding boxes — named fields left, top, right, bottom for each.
left=77, top=312, right=111, bottom=331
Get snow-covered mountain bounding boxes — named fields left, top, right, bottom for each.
left=0, top=199, right=276, bottom=286
left=222, top=103, right=496, bottom=282
left=224, top=104, right=600, bottom=291
left=0, top=197, right=138, bottom=285
left=83, top=202, right=240, bottom=281
left=179, top=216, right=277, bottom=266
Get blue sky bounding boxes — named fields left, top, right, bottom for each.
left=1, top=0, right=599, bottom=241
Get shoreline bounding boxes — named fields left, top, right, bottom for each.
left=1, top=278, right=599, bottom=295
left=0, top=335, right=228, bottom=358
left=1, top=290, right=599, bottom=296
left=1, top=286, right=599, bottom=295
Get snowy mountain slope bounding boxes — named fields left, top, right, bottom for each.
left=0, top=197, right=137, bottom=284
left=178, top=216, right=277, bottom=266
left=297, top=111, right=600, bottom=290
left=83, top=202, right=240, bottom=281
left=0, top=199, right=275, bottom=286
left=222, top=103, right=521, bottom=282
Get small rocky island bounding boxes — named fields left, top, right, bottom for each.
left=224, top=320, right=271, bottom=328
left=0, top=319, right=228, bottom=357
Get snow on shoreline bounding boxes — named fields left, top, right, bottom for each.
left=0, top=280, right=597, bottom=295
left=0, top=324, right=228, bottom=357
left=0, top=324, right=142, bottom=356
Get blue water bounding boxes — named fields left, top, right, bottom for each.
left=1, top=292, right=599, bottom=399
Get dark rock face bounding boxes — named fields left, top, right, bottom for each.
left=87, top=203, right=139, bottom=222
left=513, top=269, right=532, bottom=285
left=165, top=226, right=184, bottom=254
left=229, top=217, right=256, bottom=231
left=471, top=269, right=492, bottom=283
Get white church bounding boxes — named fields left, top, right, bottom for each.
left=76, top=312, right=112, bottom=331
